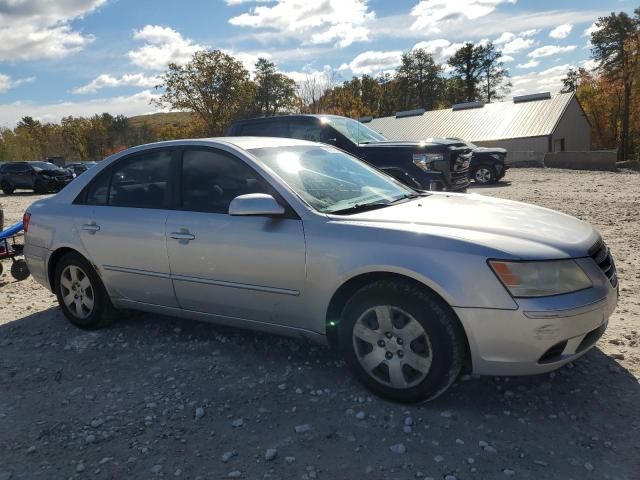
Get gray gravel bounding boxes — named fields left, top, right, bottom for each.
left=0, top=169, right=639, bottom=479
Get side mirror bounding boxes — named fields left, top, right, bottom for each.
left=228, top=194, right=285, bottom=217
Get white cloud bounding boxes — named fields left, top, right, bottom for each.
left=410, top=0, right=516, bottom=32
left=339, top=50, right=403, bottom=75
left=0, top=0, right=105, bottom=61
left=510, top=64, right=572, bottom=96
left=0, top=90, right=163, bottom=128
left=549, top=23, right=573, bottom=39
left=517, top=59, right=539, bottom=69
left=581, top=58, right=598, bottom=71
left=528, top=44, right=576, bottom=58
left=0, top=74, right=35, bottom=93
left=583, top=22, right=601, bottom=37
left=73, top=73, right=162, bottom=94
left=500, top=55, right=515, bottom=62
left=494, top=29, right=538, bottom=54
left=228, top=0, right=375, bottom=47
left=127, top=25, right=206, bottom=71
left=413, top=39, right=465, bottom=63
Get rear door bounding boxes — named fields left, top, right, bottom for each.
left=74, top=148, right=178, bottom=307
left=165, top=147, right=306, bottom=326
left=10, top=164, right=33, bottom=188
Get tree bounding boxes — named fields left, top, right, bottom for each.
left=155, top=50, right=254, bottom=136
left=297, top=68, right=339, bottom=113
left=561, top=68, right=586, bottom=93
left=479, top=42, right=510, bottom=102
left=253, top=58, right=300, bottom=116
left=591, top=10, right=640, bottom=160
left=394, top=49, right=442, bottom=111
left=448, top=43, right=486, bottom=102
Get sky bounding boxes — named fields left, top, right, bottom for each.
left=0, top=0, right=636, bottom=128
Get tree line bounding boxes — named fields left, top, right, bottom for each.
left=1, top=7, right=638, bottom=161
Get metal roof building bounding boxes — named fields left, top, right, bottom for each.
left=364, top=92, right=591, bottom=155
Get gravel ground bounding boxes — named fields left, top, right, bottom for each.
left=0, top=168, right=639, bottom=480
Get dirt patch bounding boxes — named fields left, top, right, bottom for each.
left=0, top=169, right=638, bottom=480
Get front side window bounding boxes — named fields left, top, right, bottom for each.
left=289, top=119, right=325, bottom=143
left=321, top=117, right=387, bottom=144
left=108, top=150, right=172, bottom=208
left=249, top=145, right=415, bottom=214
left=181, top=150, right=269, bottom=214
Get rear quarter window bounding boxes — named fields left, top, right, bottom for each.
left=235, top=120, right=289, bottom=138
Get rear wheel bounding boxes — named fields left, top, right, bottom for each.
left=54, top=252, right=115, bottom=329
left=338, top=280, right=465, bottom=403
left=1, top=182, right=14, bottom=195
left=473, top=165, right=496, bottom=184
left=10, top=259, right=29, bottom=281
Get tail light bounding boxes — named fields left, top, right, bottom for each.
left=23, top=212, right=31, bottom=233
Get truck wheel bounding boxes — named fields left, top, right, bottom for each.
left=473, top=165, right=496, bottom=184
left=338, top=280, right=465, bottom=403
left=10, top=259, right=29, bottom=281
left=1, top=182, right=14, bottom=195
left=54, top=251, right=116, bottom=329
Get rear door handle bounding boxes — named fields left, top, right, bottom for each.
left=169, top=231, right=195, bottom=241
left=82, top=222, right=100, bottom=233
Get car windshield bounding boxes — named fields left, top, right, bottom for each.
left=30, top=161, right=61, bottom=171
left=249, top=145, right=417, bottom=214
left=321, top=117, right=387, bottom=144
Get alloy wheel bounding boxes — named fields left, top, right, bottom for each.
left=474, top=167, right=493, bottom=184
left=60, top=265, right=95, bottom=319
left=352, top=305, right=432, bottom=389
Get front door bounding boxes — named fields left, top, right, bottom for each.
left=74, top=148, right=178, bottom=308
left=166, top=148, right=306, bottom=327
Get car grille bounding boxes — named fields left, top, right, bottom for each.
left=589, top=240, right=618, bottom=288
left=450, top=154, right=471, bottom=191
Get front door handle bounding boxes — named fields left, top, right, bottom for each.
left=169, top=231, right=195, bottom=241
left=82, top=222, right=100, bottom=233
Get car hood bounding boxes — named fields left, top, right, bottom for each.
left=335, top=193, right=598, bottom=259
left=358, top=140, right=460, bottom=150
left=472, top=147, right=507, bottom=154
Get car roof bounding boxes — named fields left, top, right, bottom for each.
left=232, top=114, right=350, bottom=125
left=135, top=136, right=320, bottom=152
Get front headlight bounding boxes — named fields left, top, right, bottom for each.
left=489, top=259, right=592, bottom=297
left=413, top=153, right=444, bottom=172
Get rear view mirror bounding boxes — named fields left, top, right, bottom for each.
left=228, top=194, right=285, bottom=217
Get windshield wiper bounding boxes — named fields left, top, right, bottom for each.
left=387, top=192, right=429, bottom=204
left=329, top=202, right=390, bottom=215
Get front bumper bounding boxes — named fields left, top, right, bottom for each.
left=454, top=259, right=618, bottom=376
left=42, top=177, right=73, bottom=191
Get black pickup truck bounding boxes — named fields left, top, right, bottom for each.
left=227, top=115, right=471, bottom=192
left=447, top=138, right=508, bottom=185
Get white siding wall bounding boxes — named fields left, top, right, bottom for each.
left=473, top=136, right=549, bottom=153
left=551, top=97, right=591, bottom=151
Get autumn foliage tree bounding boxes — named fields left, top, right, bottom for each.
left=155, top=50, right=254, bottom=136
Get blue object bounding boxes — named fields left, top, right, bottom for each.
left=0, top=222, right=23, bottom=240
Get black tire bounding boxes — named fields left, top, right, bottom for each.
left=10, top=259, right=29, bottom=281
left=34, top=180, right=48, bottom=194
left=472, top=164, right=497, bottom=184
left=1, top=182, right=14, bottom=195
left=338, top=280, right=465, bottom=403
left=54, top=251, right=116, bottom=329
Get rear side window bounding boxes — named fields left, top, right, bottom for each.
left=85, top=169, right=111, bottom=206
left=289, top=119, right=324, bottom=142
left=236, top=120, right=289, bottom=137
left=79, top=150, right=172, bottom=209
left=181, top=150, right=269, bottom=214
left=109, top=151, right=172, bottom=208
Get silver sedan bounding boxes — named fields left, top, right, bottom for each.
left=23, top=137, right=619, bottom=402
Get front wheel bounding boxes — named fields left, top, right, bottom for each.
left=338, top=280, right=465, bottom=403
left=473, top=165, right=496, bottom=184
left=54, top=252, right=116, bottom=329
